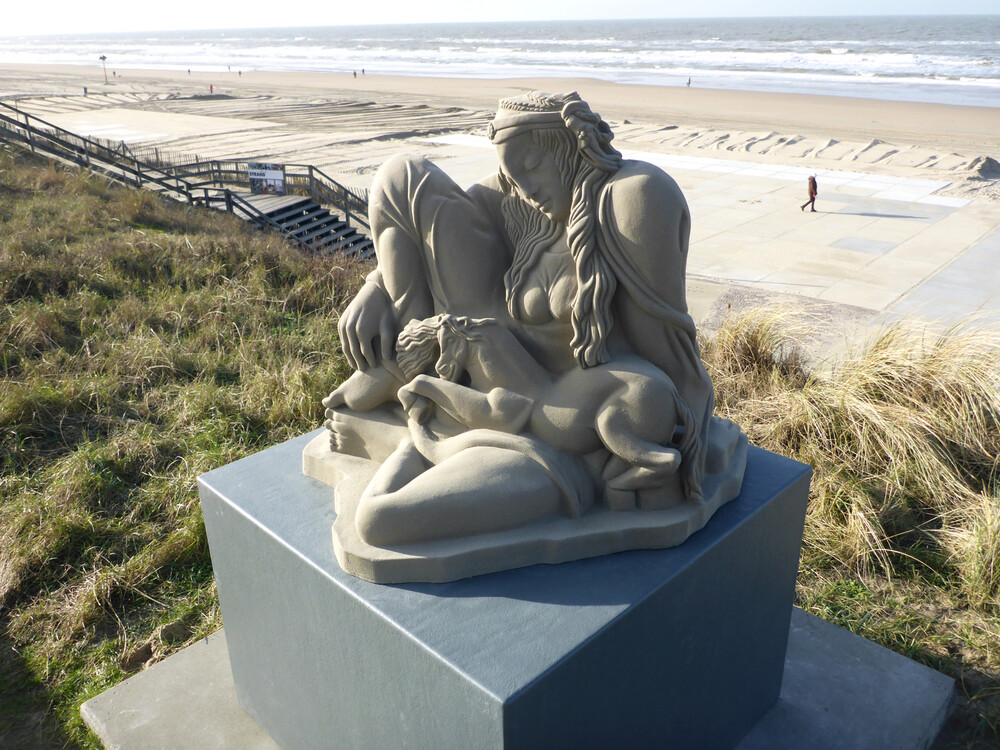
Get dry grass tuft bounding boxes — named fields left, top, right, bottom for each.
left=704, top=307, right=1000, bottom=745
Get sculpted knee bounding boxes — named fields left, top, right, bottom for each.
left=371, top=153, right=433, bottom=195
left=369, top=154, right=438, bottom=234
left=355, top=497, right=395, bottom=546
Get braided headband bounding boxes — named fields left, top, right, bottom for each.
left=488, top=91, right=581, bottom=143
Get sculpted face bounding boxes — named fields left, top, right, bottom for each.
left=496, top=131, right=573, bottom=223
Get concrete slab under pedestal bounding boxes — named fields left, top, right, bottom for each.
left=80, top=608, right=954, bottom=750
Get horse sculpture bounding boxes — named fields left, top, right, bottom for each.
left=394, top=313, right=700, bottom=511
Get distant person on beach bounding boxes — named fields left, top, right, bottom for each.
left=800, top=175, right=818, bottom=212
left=210, top=84, right=214, bottom=94
left=353, top=70, right=357, bottom=78
left=687, top=77, right=691, bottom=87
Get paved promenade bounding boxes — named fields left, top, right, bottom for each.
left=427, top=133, right=1000, bottom=338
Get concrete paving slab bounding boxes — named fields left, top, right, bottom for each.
left=80, top=632, right=278, bottom=750
left=832, top=236, right=898, bottom=255
left=819, top=280, right=902, bottom=310
left=80, top=610, right=952, bottom=750
left=738, top=610, right=954, bottom=750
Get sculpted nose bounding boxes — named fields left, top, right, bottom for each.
left=519, top=175, right=538, bottom=198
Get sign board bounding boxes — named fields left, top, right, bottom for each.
left=248, top=163, right=286, bottom=196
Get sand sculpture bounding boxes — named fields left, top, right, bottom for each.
left=303, top=91, right=748, bottom=583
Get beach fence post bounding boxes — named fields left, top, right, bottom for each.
left=224, top=190, right=234, bottom=215
left=23, top=112, right=34, bottom=153
left=343, top=185, right=354, bottom=227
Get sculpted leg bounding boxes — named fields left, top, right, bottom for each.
left=329, top=155, right=514, bottom=417
left=594, top=393, right=680, bottom=511
left=369, top=155, right=511, bottom=321
left=354, top=446, right=563, bottom=547
left=323, top=366, right=405, bottom=413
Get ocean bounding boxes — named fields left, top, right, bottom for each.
left=1, top=16, right=998, bottom=107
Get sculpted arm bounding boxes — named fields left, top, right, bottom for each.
left=605, top=167, right=691, bottom=311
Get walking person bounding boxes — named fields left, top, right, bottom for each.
left=801, top=175, right=818, bottom=212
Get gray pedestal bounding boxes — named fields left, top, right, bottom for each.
left=198, top=430, right=811, bottom=750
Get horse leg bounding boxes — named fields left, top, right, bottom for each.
left=595, top=401, right=681, bottom=510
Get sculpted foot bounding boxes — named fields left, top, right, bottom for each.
left=322, top=367, right=403, bottom=413
left=326, top=405, right=410, bottom=461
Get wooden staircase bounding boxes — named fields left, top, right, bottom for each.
left=0, top=100, right=375, bottom=261
left=242, top=195, right=374, bottom=259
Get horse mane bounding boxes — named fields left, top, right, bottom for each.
left=396, top=317, right=442, bottom=381
left=396, top=314, right=491, bottom=381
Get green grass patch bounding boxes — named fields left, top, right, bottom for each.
left=0, top=147, right=365, bottom=748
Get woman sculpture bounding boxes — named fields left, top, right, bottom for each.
left=317, top=91, right=745, bottom=573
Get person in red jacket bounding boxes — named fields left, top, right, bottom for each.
left=801, top=175, right=818, bottom=211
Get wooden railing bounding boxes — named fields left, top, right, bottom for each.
left=156, top=159, right=371, bottom=230
left=0, top=100, right=371, bottom=234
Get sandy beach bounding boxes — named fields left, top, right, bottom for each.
left=4, top=63, right=999, bottom=178
left=3, top=62, right=1000, bottom=347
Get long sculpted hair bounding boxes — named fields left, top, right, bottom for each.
left=499, top=93, right=623, bottom=369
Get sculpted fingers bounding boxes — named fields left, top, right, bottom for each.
left=379, top=313, right=396, bottom=366
left=357, top=324, right=376, bottom=371
left=338, top=310, right=359, bottom=371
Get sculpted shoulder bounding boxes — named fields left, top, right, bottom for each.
left=603, top=160, right=689, bottom=247
left=606, top=160, right=687, bottom=209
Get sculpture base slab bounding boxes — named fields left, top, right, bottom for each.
left=198, top=430, right=810, bottom=750
left=79, top=611, right=956, bottom=750
left=303, top=418, right=748, bottom=583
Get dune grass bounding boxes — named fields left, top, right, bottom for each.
left=1, top=148, right=998, bottom=748
left=702, top=308, right=1000, bottom=747
left=0, top=147, right=364, bottom=748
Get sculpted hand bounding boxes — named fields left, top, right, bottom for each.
left=398, top=378, right=433, bottom=424
left=338, top=280, right=397, bottom=371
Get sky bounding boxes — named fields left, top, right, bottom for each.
left=2, top=0, right=996, bottom=36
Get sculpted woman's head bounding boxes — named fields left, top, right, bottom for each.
left=489, top=91, right=621, bottom=223
left=494, top=132, right=574, bottom=222
left=490, top=91, right=624, bottom=369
